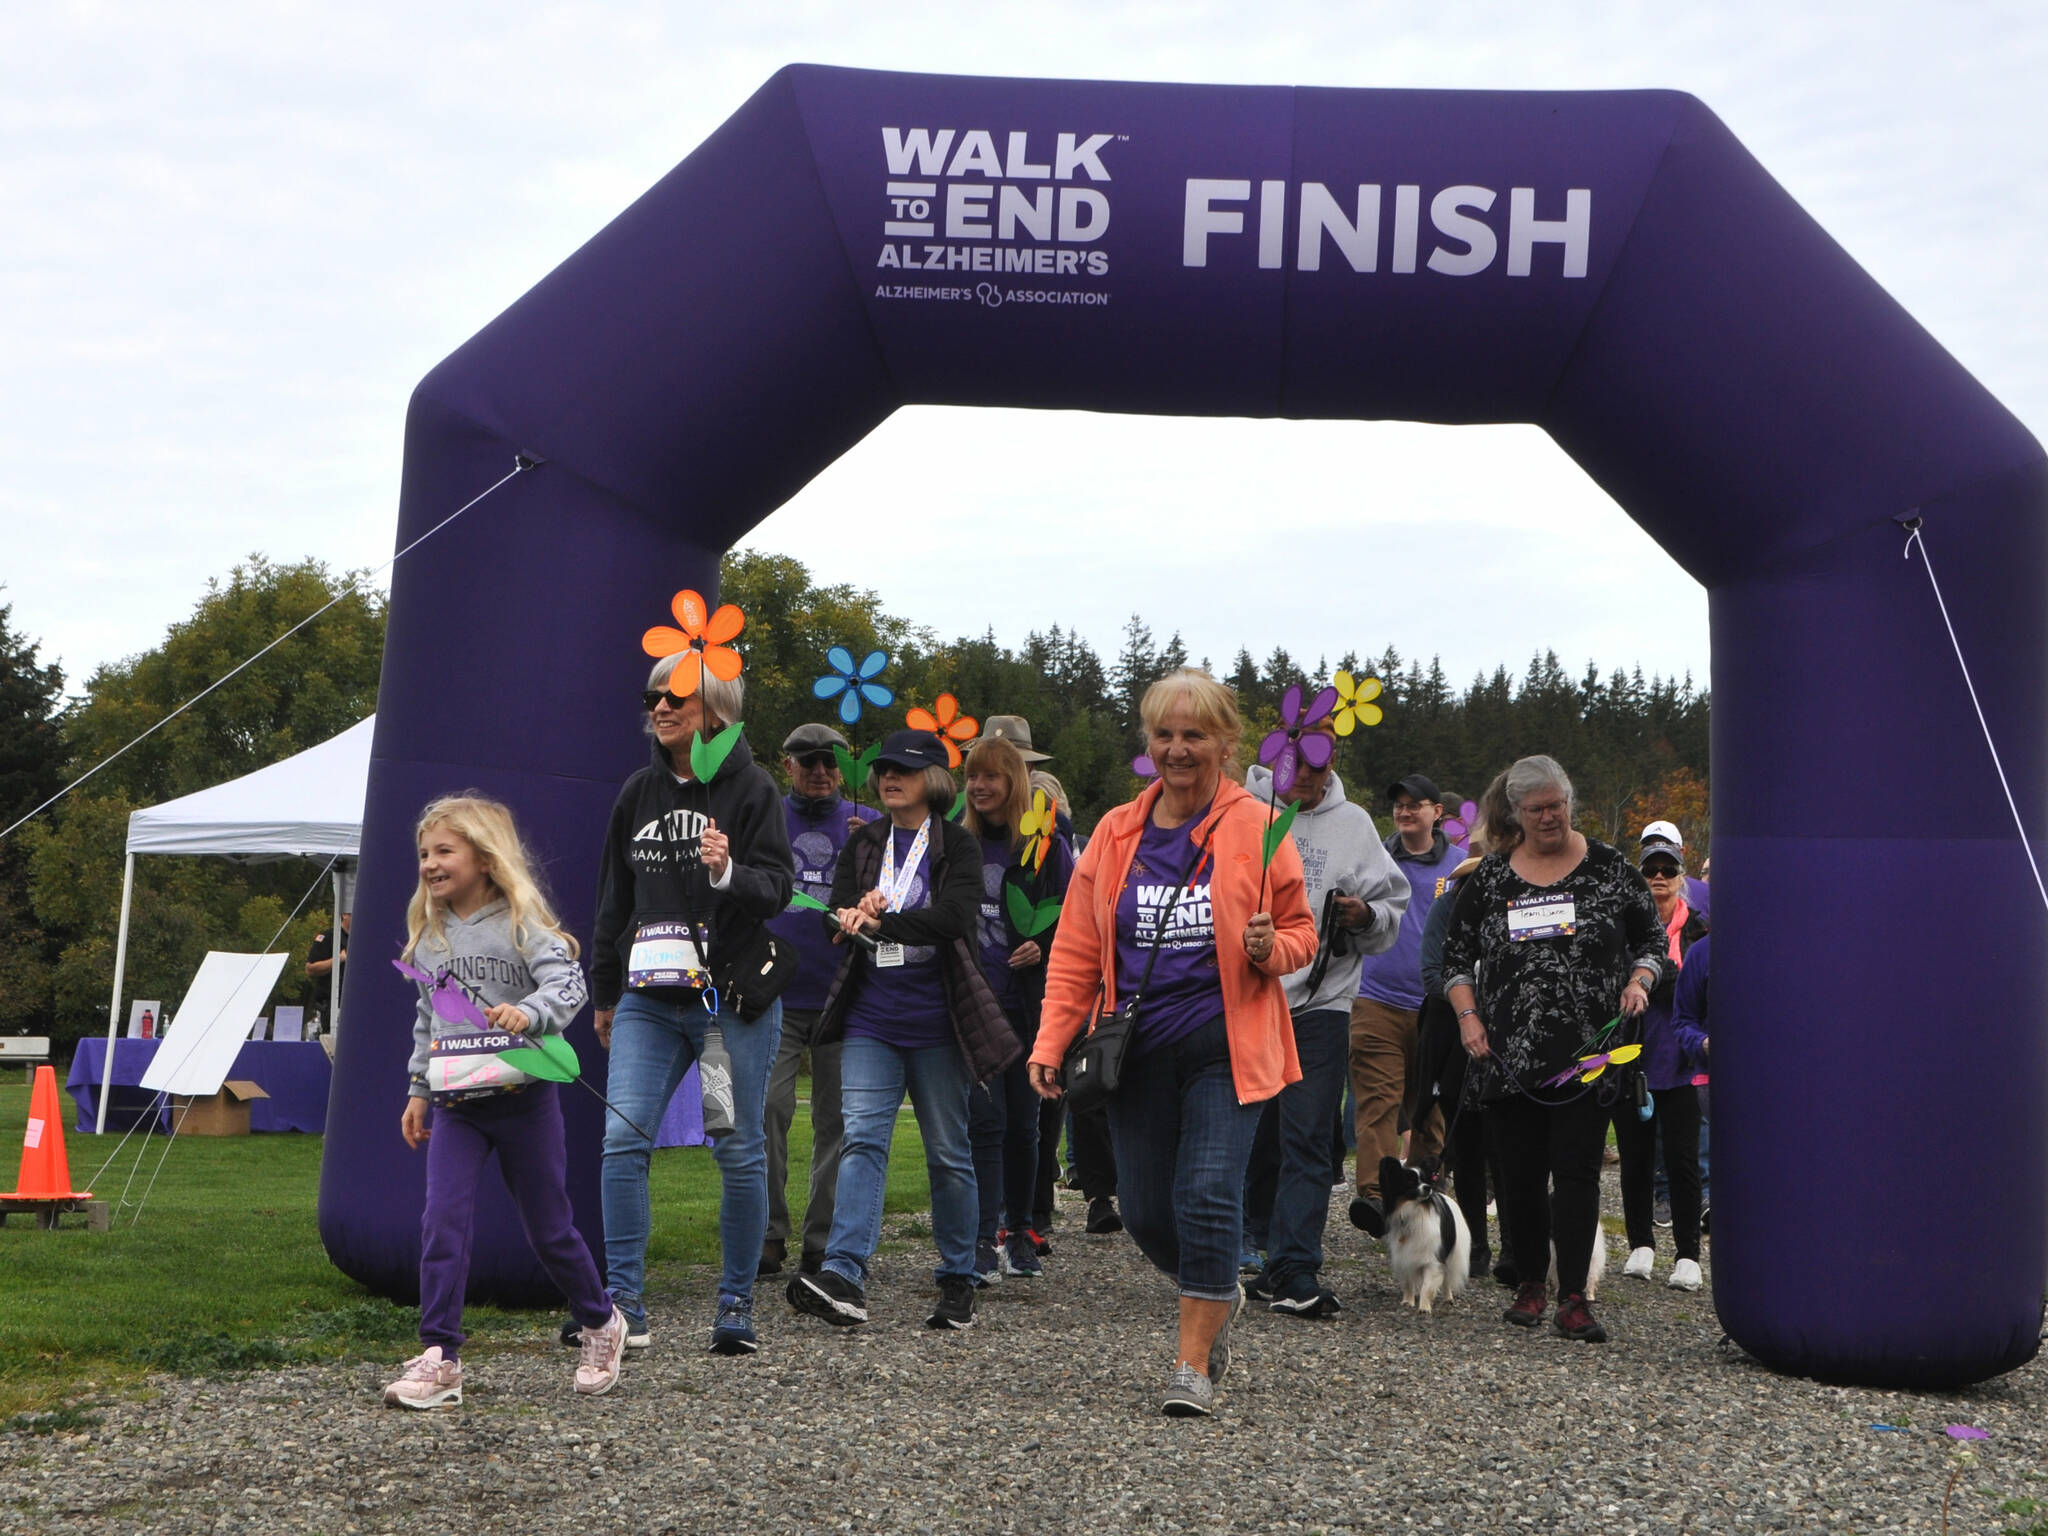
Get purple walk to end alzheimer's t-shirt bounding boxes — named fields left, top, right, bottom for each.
left=1115, top=808, right=1223, bottom=1054
left=768, top=794, right=869, bottom=1012
left=840, top=822, right=952, bottom=1051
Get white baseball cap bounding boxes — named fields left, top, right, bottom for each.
left=1637, top=819, right=1684, bottom=847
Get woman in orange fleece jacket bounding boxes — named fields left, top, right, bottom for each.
left=1029, top=668, right=1317, bottom=1418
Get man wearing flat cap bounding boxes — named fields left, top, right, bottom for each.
left=759, top=722, right=870, bottom=1277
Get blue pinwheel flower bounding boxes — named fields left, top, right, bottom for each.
left=813, top=647, right=893, bottom=725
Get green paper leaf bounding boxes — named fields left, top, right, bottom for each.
left=689, top=719, right=745, bottom=783
left=1005, top=883, right=1063, bottom=938
left=788, top=890, right=832, bottom=913
left=1025, top=897, right=1063, bottom=938
left=856, top=744, right=882, bottom=780
left=1262, top=799, right=1302, bottom=867
left=1004, top=882, right=1036, bottom=933
left=501, top=1032, right=579, bottom=1083
left=946, top=795, right=965, bottom=822
left=832, top=744, right=859, bottom=785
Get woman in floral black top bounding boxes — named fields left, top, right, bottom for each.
left=1440, top=756, right=1665, bottom=1344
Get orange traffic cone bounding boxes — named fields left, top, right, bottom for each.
left=2, top=1064, right=91, bottom=1203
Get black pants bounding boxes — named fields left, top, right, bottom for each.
left=1491, top=1088, right=1608, bottom=1297
left=1614, top=1085, right=1702, bottom=1260
left=1408, top=994, right=1506, bottom=1268
left=1033, top=1096, right=1118, bottom=1225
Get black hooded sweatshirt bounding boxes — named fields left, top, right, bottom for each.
left=591, top=732, right=794, bottom=1010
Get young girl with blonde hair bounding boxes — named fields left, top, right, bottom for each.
left=384, top=794, right=626, bottom=1408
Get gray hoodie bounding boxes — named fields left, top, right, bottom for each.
left=405, top=897, right=590, bottom=1097
left=1245, top=765, right=1409, bottom=1015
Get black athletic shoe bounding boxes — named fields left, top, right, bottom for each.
left=1492, top=1258, right=1521, bottom=1289
left=1243, top=1267, right=1276, bottom=1304
left=1269, top=1274, right=1343, bottom=1318
left=788, top=1269, right=867, bottom=1326
left=1085, top=1196, right=1124, bottom=1234
left=1347, top=1194, right=1386, bottom=1238
left=926, top=1275, right=978, bottom=1330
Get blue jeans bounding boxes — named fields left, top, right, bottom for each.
left=601, top=992, right=782, bottom=1316
left=1263, top=1007, right=1351, bottom=1289
left=1105, top=1013, right=1263, bottom=1302
left=827, top=1035, right=978, bottom=1287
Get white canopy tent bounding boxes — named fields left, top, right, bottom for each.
left=98, top=716, right=372, bottom=1132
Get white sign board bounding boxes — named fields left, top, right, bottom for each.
left=271, top=1006, right=304, bottom=1042
left=141, top=952, right=289, bottom=1097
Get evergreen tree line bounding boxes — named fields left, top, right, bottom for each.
left=0, top=551, right=1708, bottom=1048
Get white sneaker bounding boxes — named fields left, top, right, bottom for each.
left=1623, top=1246, right=1655, bottom=1280
left=383, top=1346, right=462, bottom=1409
left=575, top=1307, right=628, bottom=1396
left=1668, top=1257, right=1704, bottom=1292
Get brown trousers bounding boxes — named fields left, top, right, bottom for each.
left=1349, top=996, right=1442, bottom=1198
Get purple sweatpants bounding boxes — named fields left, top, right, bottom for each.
left=418, top=1085, right=611, bottom=1357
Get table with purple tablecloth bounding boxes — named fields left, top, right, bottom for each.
left=67, top=1037, right=333, bottom=1134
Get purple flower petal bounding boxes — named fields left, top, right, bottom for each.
left=1272, top=739, right=1299, bottom=795
left=1302, top=685, right=1338, bottom=726
left=1257, top=727, right=1289, bottom=766
left=1279, top=683, right=1304, bottom=727
left=1945, top=1425, right=1990, bottom=1440
left=1132, top=754, right=1158, bottom=779
left=1299, top=731, right=1334, bottom=769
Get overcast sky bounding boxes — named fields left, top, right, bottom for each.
left=5, top=2, right=2042, bottom=700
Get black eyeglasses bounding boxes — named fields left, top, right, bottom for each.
left=791, top=752, right=837, bottom=770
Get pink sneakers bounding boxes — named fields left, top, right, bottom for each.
left=575, top=1306, right=628, bottom=1396
left=383, top=1347, right=463, bottom=1409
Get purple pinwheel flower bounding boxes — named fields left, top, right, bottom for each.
left=1255, top=683, right=1339, bottom=795
left=1443, top=799, right=1480, bottom=845
left=813, top=647, right=893, bottom=726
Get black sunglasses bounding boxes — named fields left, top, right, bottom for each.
left=790, top=751, right=838, bottom=770
left=1643, top=863, right=1682, bottom=879
left=641, top=690, right=684, bottom=712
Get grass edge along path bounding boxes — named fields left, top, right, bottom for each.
left=0, top=1079, right=932, bottom=1422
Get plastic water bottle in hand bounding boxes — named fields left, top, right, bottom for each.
left=699, top=1023, right=737, bottom=1139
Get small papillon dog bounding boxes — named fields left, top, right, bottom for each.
left=1379, top=1156, right=1471, bottom=1315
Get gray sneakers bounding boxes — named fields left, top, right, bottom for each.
left=1161, top=1363, right=1215, bottom=1417
left=1209, top=1283, right=1245, bottom=1385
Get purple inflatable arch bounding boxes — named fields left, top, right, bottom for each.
left=320, top=66, right=2047, bottom=1387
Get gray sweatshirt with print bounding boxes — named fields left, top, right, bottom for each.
left=405, top=897, right=590, bottom=1098
left=1246, top=765, right=1410, bottom=1015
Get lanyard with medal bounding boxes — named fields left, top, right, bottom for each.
left=872, top=817, right=931, bottom=968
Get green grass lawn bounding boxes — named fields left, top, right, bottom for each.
left=0, top=1075, right=932, bottom=1422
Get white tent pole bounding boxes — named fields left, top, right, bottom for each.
left=97, top=852, right=137, bottom=1134
left=330, top=868, right=343, bottom=1037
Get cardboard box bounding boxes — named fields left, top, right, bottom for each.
left=172, top=1080, right=269, bottom=1136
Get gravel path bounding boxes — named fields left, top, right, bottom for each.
left=6, top=1172, right=2044, bottom=1535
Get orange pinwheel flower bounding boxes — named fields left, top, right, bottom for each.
left=642, top=589, right=745, bottom=698
left=905, top=693, right=979, bottom=769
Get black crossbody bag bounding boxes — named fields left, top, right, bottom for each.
left=1062, top=827, right=1213, bottom=1113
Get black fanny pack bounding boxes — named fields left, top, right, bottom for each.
left=713, top=923, right=797, bottom=1022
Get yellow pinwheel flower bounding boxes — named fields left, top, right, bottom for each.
left=1332, top=671, right=1383, bottom=734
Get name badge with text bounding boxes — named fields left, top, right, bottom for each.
left=1506, top=894, right=1577, bottom=942
left=627, top=920, right=710, bottom=990
left=874, top=942, right=906, bottom=968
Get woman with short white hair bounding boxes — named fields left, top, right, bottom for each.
left=1439, top=754, right=1665, bottom=1344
